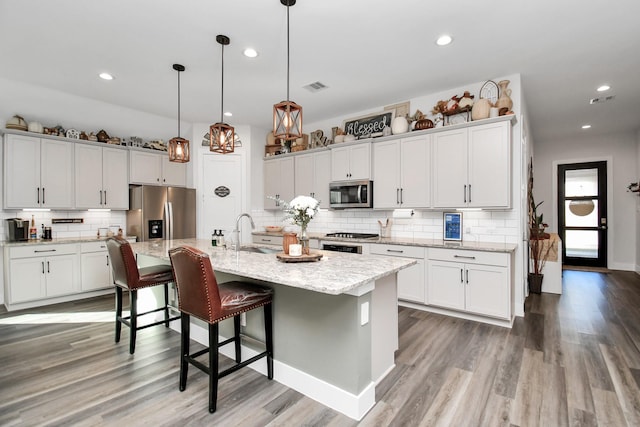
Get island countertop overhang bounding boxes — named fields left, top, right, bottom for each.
left=130, top=238, right=416, bottom=295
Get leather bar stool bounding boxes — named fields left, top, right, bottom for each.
left=106, top=237, right=181, bottom=354
left=168, top=245, right=274, bottom=413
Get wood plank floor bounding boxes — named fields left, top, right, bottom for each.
left=1, top=269, right=640, bottom=426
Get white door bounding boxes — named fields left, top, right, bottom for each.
left=75, top=144, right=103, bottom=208
left=432, top=129, right=468, bottom=208
left=373, top=140, right=400, bottom=209
left=102, top=147, right=129, bottom=209
left=40, top=139, right=75, bottom=209
left=427, top=260, right=465, bottom=310
left=468, top=122, right=510, bottom=208
left=202, top=154, right=242, bottom=244
left=162, top=156, right=187, bottom=187
left=9, top=257, right=46, bottom=303
left=45, top=254, right=79, bottom=297
left=81, top=252, right=112, bottom=291
left=4, top=134, right=41, bottom=208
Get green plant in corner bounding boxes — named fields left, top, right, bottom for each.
left=528, top=160, right=552, bottom=293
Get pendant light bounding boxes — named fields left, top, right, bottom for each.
left=273, top=0, right=302, bottom=141
left=210, top=35, right=235, bottom=154
left=168, top=64, right=190, bottom=163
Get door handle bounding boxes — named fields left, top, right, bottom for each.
left=42, top=261, right=45, bottom=274
left=600, top=226, right=608, bottom=230
left=463, top=185, right=467, bottom=203
left=42, top=188, right=45, bottom=204
left=465, top=269, right=469, bottom=284
left=400, top=188, right=404, bottom=204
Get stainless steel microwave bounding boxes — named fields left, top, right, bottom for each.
left=329, top=180, right=373, bottom=209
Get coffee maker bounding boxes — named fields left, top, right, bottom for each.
left=5, top=218, right=29, bottom=242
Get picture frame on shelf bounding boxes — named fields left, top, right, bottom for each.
left=384, top=101, right=410, bottom=119
left=443, top=212, right=463, bottom=241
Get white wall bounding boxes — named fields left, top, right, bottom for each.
left=534, top=131, right=638, bottom=271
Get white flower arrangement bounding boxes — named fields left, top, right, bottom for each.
left=281, top=195, right=320, bottom=228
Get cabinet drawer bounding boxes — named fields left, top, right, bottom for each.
left=428, top=248, right=508, bottom=267
left=370, top=244, right=425, bottom=259
left=252, top=235, right=283, bottom=246
left=10, top=244, right=78, bottom=259
left=81, top=241, right=109, bottom=253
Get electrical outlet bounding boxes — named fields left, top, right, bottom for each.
left=240, top=312, right=247, bottom=327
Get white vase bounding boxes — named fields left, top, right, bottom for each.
left=391, top=117, right=408, bottom=134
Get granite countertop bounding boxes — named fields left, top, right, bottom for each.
left=252, top=231, right=518, bottom=253
left=1, top=236, right=137, bottom=247
left=131, top=238, right=416, bottom=296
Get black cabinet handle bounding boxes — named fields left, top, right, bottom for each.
left=465, top=269, right=469, bottom=284
left=400, top=188, right=404, bottom=204
left=463, top=185, right=467, bottom=203
left=106, top=255, right=109, bottom=266
left=460, top=268, right=463, bottom=283
left=47, top=261, right=50, bottom=273
left=386, top=249, right=404, bottom=254
left=454, top=255, right=476, bottom=260
left=34, top=249, right=57, bottom=253
left=396, top=188, right=400, bottom=204
left=104, top=190, right=107, bottom=205
left=42, top=188, right=45, bottom=204
left=42, top=261, right=45, bottom=274
left=468, top=184, right=471, bottom=203
left=37, top=187, right=40, bottom=204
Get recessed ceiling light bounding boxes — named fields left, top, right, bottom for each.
left=99, top=72, right=114, bottom=80
left=224, top=111, right=232, bottom=117
left=243, top=48, right=258, bottom=58
left=436, top=35, right=453, bottom=46
left=597, top=85, right=610, bottom=92
left=581, top=124, right=592, bottom=129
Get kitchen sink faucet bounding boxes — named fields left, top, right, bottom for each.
left=233, top=213, right=256, bottom=253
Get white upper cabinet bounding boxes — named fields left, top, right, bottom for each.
left=75, top=145, right=129, bottom=209
left=433, top=120, right=510, bottom=208
left=129, top=150, right=186, bottom=187
left=4, top=134, right=74, bottom=209
left=294, top=150, right=331, bottom=208
left=264, top=156, right=295, bottom=209
left=331, top=143, right=371, bottom=182
left=373, top=134, right=431, bottom=209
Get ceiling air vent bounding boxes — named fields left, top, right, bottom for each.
left=303, top=81, right=328, bottom=93
left=589, top=95, right=616, bottom=105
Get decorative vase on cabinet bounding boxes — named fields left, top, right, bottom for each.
left=391, top=116, right=409, bottom=134
left=495, top=80, right=513, bottom=111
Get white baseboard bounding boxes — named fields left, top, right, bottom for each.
left=609, top=262, right=635, bottom=271
left=182, top=321, right=376, bottom=421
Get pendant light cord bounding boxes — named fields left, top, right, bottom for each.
left=177, top=69, right=181, bottom=138
left=220, top=42, right=225, bottom=123
left=286, top=2, right=290, bottom=103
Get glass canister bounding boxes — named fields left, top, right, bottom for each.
left=282, top=232, right=298, bottom=254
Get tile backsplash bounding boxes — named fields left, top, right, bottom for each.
left=0, top=210, right=126, bottom=241
left=251, top=208, right=520, bottom=244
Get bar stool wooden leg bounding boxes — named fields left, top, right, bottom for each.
left=129, top=290, right=137, bottom=354
left=209, top=322, right=219, bottom=413
left=163, top=283, right=170, bottom=327
left=115, top=287, right=123, bottom=343
left=180, top=314, right=190, bottom=392
left=233, top=315, right=241, bottom=363
left=264, top=303, right=274, bottom=380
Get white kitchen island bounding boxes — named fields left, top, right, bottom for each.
left=131, top=239, right=415, bottom=420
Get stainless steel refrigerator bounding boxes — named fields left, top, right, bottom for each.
left=126, top=185, right=196, bottom=241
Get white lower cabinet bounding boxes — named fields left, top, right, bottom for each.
left=370, top=244, right=425, bottom=303
left=80, top=242, right=113, bottom=291
left=7, top=244, right=80, bottom=304
left=427, top=248, right=510, bottom=319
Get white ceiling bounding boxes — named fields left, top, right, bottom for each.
left=1, top=0, right=639, bottom=143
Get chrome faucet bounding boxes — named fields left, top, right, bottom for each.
left=233, top=213, right=255, bottom=253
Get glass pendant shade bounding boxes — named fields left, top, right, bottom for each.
left=273, top=100, right=303, bottom=141
left=209, top=122, right=235, bottom=154
left=169, top=63, right=190, bottom=162
left=168, top=136, right=190, bottom=162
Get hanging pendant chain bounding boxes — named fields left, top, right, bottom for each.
left=286, top=3, right=290, bottom=103
left=220, top=43, right=225, bottom=123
